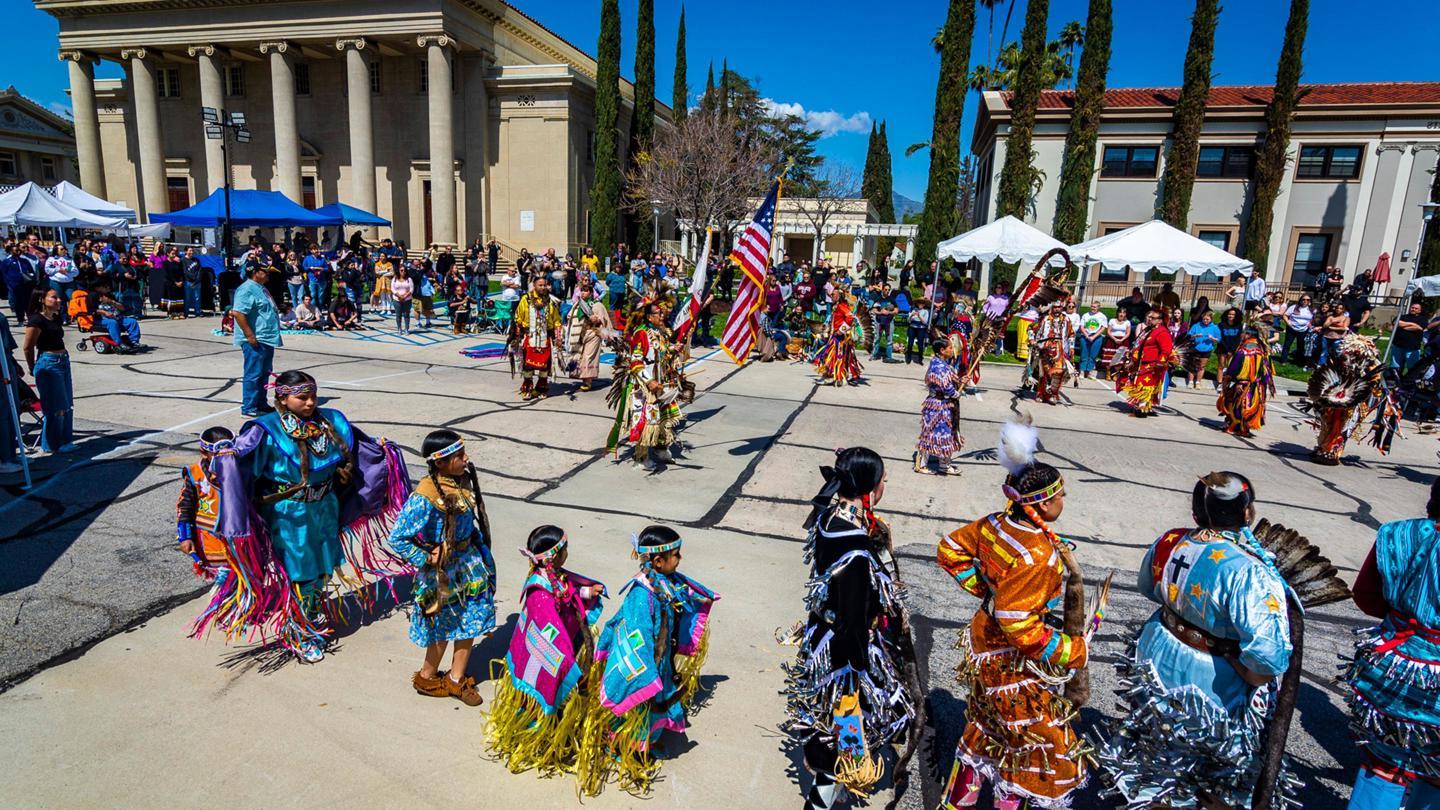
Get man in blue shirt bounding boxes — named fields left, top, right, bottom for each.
left=302, top=245, right=329, bottom=308
left=230, top=264, right=282, bottom=416
left=0, top=242, right=36, bottom=321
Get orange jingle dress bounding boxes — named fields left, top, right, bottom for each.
left=937, top=513, right=1090, bottom=808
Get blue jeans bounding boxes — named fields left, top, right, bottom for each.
left=101, top=316, right=141, bottom=346
left=33, top=352, right=73, bottom=452
left=240, top=342, right=275, bottom=414
left=50, top=280, right=75, bottom=317
left=1392, top=347, right=1421, bottom=376
left=184, top=281, right=202, bottom=317
left=1320, top=336, right=1341, bottom=367
left=1347, top=766, right=1440, bottom=809
left=1079, top=335, right=1104, bottom=372
left=871, top=323, right=894, bottom=360
left=309, top=278, right=327, bottom=309
left=288, top=283, right=305, bottom=308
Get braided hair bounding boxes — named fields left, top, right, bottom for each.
left=422, top=429, right=491, bottom=549
left=1192, top=471, right=1256, bottom=531
left=804, top=447, right=885, bottom=533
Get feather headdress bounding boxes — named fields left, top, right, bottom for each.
left=996, top=415, right=1039, bottom=478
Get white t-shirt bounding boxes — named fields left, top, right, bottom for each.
left=1108, top=318, right=1132, bottom=341
left=1285, top=304, right=1314, bottom=331
left=1065, top=311, right=1082, bottom=332
left=500, top=274, right=522, bottom=302
left=1080, top=311, right=1109, bottom=335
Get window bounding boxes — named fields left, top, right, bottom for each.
left=223, top=64, right=245, bottom=97
left=1100, top=145, right=1159, bottom=178
left=418, top=59, right=428, bottom=93
left=294, top=63, right=310, bottom=96
left=1195, top=230, right=1232, bottom=282
left=301, top=176, right=316, bottom=209
left=1296, top=145, right=1362, bottom=179
left=0, top=151, right=16, bottom=177
left=1097, top=224, right=1137, bottom=280
left=156, top=67, right=181, bottom=99
left=166, top=177, right=191, bottom=213
left=40, top=156, right=56, bottom=182
left=586, top=130, right=595, bottom=164
left=1196, top=145, right=1254, bottom=178
left=368, top=60, right=381, bottom=94
left=1291, top=232, right=1333, bottom=286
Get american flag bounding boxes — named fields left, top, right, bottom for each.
left=720, top=179, right=780, bottom=364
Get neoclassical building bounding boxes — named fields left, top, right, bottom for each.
left=41, top=0, right=668, bottom=252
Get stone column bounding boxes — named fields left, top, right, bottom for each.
left=419, top=34, right=456, bottom=246
left=260, top=41, right=301, bottom=201
left=59, top=51, right=105, bottom=197
left=122, top=48, right=167, bottom=216
left=189, top=45, right=226, bottom=196
left=336, top=39, right=376, bottom=224
left=852, top=234, right=865, bottom=266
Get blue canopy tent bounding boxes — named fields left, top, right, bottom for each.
left=151, top=188, right=338, bottom=228
left=313, top=202, right=390, bottom=227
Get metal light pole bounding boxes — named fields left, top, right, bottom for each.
left=203, top=107, right=251, bottom=281
left=651, top=200, right=661, bottom=254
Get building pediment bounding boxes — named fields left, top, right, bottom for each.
left=0, top=92, right=74, bottom=142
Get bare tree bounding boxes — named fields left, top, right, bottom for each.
left=626, top=109, right=772, bottom=259
left=792, top=161, right=860, bottom=262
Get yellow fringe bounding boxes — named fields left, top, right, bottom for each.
left=483, top=666, right=589, bottom=776
left=675, top=626, right=711, bottom=712
left=835, top=751, right=885, bottom=796
left=574, top=656, right=660, bottom=798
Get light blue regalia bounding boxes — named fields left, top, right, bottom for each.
left=386, top=485, right=496, bottom=647
left=577, top=568, right=717, bottom=795
left=1098, top=526, right=1298, bottom=808
left=1346, top=517, right=1440, bottom=780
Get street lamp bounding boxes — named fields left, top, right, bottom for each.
left=650, top=199, right=661, bottom=254
left=202, top=107, right=252, bottom=280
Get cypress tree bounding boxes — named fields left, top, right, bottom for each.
left=720, top=58, right=731, bottom=117
left=588, top=0, right=622, bottom=259
left=876, top=122, right=897, bottom=256
left=629, top=0, right=656, bottom=252
left=672, top=6, right=687, bottom=120
left=915, top=0, right=976, bottom=269
left=1053, top=0, right=1112, bottom=244
left=861, top=122, right=882, bottom=210
left=702, top=61, right=715, bottom=113
left=1158, top=0, right=1220, bottom=229
left=1242, top=0, right=1308, bottom=276
left=995, top=0, right=1049, bottom=225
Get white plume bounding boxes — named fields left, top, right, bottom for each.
left=997, top=416, right=1039, bottom=477
left=1205, top=473, right=1245, bottom=501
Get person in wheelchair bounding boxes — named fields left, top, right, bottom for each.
left=82, top=279, right=142, bottom=352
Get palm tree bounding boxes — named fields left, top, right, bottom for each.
left=1058, top=20, right=1084, bottom=87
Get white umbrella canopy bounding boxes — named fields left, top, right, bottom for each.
left=1068, top=219, right=1253, bottom=277
left=936, top=215, right=1069, bottom=267
left=0, top=182, right=129, bottom=230
left=50, top=180, right=137, bottom=221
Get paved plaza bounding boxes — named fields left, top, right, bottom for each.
left=1, top=316, right=1433, bottom=808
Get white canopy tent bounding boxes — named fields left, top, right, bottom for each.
left=1067, top=219, right=1254, bottom=277
left=0, top=182, right=130, bottom=230
left=50, top=180, right=136, bottom=221
left=937, top=215, right=1069, bottom=267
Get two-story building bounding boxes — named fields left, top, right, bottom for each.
left=972, top=81, right=1440, bottom=294
left=40, top=0, right=669, bottom=253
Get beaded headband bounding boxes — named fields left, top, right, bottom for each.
left=1002, top=475, right=1065, bottom=506
left=198, top=438, right=235, bottom=454
left=519, top=536, right=568, bottom=565
left=632, top=532, right=682, bottom=556
left=267, top=374, right=317, bottom=397
left=426, top=438, right=465, bottom=462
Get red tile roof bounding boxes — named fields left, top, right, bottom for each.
left=999, top=81, right=1440, bottom=111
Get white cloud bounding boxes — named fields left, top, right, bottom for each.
left=760, top=98, right=871, bottom=138
left=46, top=101, right=73, bottom=120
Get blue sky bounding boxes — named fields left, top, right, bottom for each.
left=6, top=0, right=1436, bottom=202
